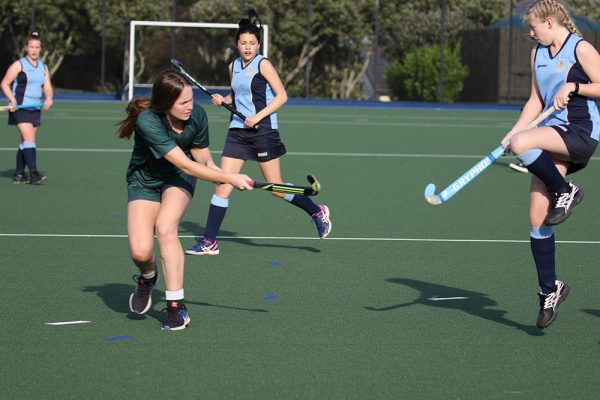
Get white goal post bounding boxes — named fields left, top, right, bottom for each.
left=127, top=20, right=269, bottom=100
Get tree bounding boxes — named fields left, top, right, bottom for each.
left=189, top=0, right=374, bottom=98
left=378, top=0, right=507, bottom=60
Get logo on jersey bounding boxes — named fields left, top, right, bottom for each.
left=536, top=64, right=548, bottom=68
left=257, top=151, right=268, bottom=157
left=246, top=66, right=253, bottom=76
left=555, top=59, right=566, bottom=72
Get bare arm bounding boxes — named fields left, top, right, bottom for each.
left=211, top=62, right=234, bottom=106
left=164, top=146, right=251, bottom=190
left=244, top=59, right=288, bottom=128
left=0, top=61, right=21, bottom=110
left=42, top=64, right=53, bottom=110
left=190, top=147, right=220, bottom=171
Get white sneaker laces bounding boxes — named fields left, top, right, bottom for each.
left=542, top=291, right=559, bottom=310
left=555, top=189, right=575, bottom=209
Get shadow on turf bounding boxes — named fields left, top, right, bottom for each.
left=82, top=283, right=268, bottom=323
left=582, top=309, right=600, bottom=318
left=365, top=278, right=544, bottom=336
left=180, top=221, right=321, bottom=253
left=0, top=169, right=15, bottom=179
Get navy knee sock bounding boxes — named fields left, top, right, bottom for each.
left=530, top=226, right=557, bottom=294
left=517, top=149, right=569, bottom=194
left=203, top=195, right=229, bottom=241
left=22, top=141, right=38, bottom=172
left=15, top=147, right=25, bottom=173
left=284, top=194, right=320, bottom=215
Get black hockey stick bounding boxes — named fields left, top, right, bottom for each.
left=250, top=175, right=321, bottom=196
left=171, top=58, right=250, bottom=122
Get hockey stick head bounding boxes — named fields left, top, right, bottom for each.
left=424, top=183, right=442, bottom=205
left=170, top=58, right=184, bottom=71
left=306, top=175, right=321, bottom=196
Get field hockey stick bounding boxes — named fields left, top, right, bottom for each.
left=170, top=58, right=251, bottom=123
left=250, top=175, right=321, bottom=196
left=424, top=106, right=556, bottom=205
left=0, top=102, right=44, bottom=112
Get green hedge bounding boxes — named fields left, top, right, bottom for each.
left=385, top=42, right=469, bottom=102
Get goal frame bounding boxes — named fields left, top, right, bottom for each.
left=127, top=20, right=269, bottom=100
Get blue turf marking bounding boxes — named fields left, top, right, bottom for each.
left=263, top=295, right=278, bottom=301
left=103, top=335, right=131, bottom=342
left=270, top=261, right=280, bottom=266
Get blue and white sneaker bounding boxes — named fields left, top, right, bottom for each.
left=129, top=267, right=158, bottom=314
left=161, top=302, right=191, bottom=331
left=185, top=238, right=220, bottom=255
left=312, top=204, right=332, bottom=239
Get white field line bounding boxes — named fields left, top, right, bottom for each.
left=428, top=297, right=468, bottom=301
left=41, top=115, right=508, bottom=129
left=45, top=321, right=91, bottom=326
left=1, top=233, right=599, bottom=244
left=2, top=147, right=598, bottom=161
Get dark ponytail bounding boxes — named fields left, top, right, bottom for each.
left=25, top=31, right=41, bottom=46
left=235, top=9, right=263, bottom=43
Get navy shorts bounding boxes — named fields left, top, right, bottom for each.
left=8, top=109, right=41, bottom=127
left=127, top=173, right=196, bottom=202
left=551, top=124, right=598, bottom=174
left=222, top=128, right=287, bottom=162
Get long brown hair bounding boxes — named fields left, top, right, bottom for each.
left=117, top=70, right=190, bottom=139
left=524, top=0, right=581, bottom=36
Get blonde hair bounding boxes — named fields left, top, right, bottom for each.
left=525, top=0, right=581, bottom=36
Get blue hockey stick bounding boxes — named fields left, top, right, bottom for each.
left=0, top=103, right=44, bottom=112
left=424, top=106, right=556, bottom=205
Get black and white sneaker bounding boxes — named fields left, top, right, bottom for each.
left=161, top=302, right=191, bottom=331
left=12, top=172, right=30, bottom=184
left=129, top=268, right=158, bottom=314
left=29, top=170, right=47, bottom=185
left=536, top=280, right=570, bottom=329
left=544, top=183, right=583, bottom=226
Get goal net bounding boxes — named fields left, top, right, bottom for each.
left=126, top=21, right=269, bottom=100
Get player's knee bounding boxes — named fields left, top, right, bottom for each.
left=215, top=184, right=233, bottom=198
left=155, top=224, right=178, bottom=243
left=509, top=135, right=529, bottom=155
left=130, top=248, right=153, bottom=264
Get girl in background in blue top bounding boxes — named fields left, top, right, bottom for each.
left=186, top=9, right=331, bottom=256
left=1, top=32, right=53, bottom=184
left=501, top=0, right=600, bottom=329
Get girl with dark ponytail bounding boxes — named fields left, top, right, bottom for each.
left=186, top=9, right=332, bottom=256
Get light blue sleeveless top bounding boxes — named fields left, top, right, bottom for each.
left=230, top=54, right=278, bottom=130
left=12, top=57, right=45, bottom=108
left=534, top=33, right=600, bottom=140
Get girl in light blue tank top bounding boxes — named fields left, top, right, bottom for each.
left=185, top=9, right=332, bottom=257
left=0, top=32, right=53, bottom=184
left=500, top=0, right=600, bottom=329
